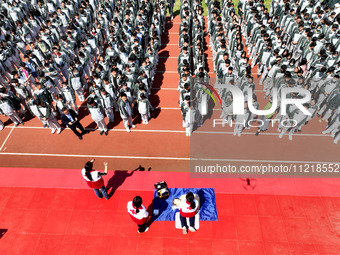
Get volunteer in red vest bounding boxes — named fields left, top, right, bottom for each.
left=127, top=196, right=149, bottom=233
left=81, top=159, right=110, bottom=200
left=179, top=192, right=200, bottom=235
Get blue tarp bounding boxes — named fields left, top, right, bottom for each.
left=152, top=188, right=218, bottom=221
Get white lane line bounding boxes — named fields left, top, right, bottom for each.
left=2, top=126, right=330, bottom=137
left=194, top=131, right=331, bottom=137
left=0, top=152, right=338, bottom=164
left=0, top=152, right=189, bottom=161
left=0, top=126, right=15, bottom=151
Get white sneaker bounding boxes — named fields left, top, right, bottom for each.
left=288, top=133, right=292, bottom=141
left=322, top=130, right=328, bottom=135
left=278, top=132, right=284, bottom=139
left=57, top=128, right=61, bottom=134
left=182, top=227, right=187, bottom=235
left=188, top=226, right=196, bottom=232
left=51, top=129, right=56, bottom=134
left=131, top=125, right=136, bottom=128
left=126, top=128, right=131, bottom=133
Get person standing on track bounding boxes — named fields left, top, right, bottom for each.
left=87, top=97, right=108, bottom=136
left=118, top=92, right=136, bottom=133
left=127, top=196, right=149, bottom=233
left=167, top=0, right=175, bottom=20
left=61, top=107, right=87, bottom=140
left=81, top=160, right=110, bottom=200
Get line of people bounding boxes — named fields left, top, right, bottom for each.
left=208, top=0, right=256, bottom=137
left=178, top=0, right=210, bottom=136
left=0, top=0, right=166, bottom=135
left=207, top=0, right=340, bottom=143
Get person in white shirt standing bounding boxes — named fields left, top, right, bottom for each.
left=118, top=93, right=136, bottom=133
left=35, top=99, right=61, bottom=134
left=127, top=196, right=149, bottom=233
left=87, top=97, right=108, bottom=136
left=0, top=94, right=24, bottom=127
left=99, top=88, right=115, bottom=123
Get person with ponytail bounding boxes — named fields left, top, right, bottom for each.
left=81, top=159, right=110, bottom=200
left=127, top=196, right=149, bottom=233
left=178, top=192, right=200, bottom=235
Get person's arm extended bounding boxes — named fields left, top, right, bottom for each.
left=93, top=160, right=108, bottom=176
left=104, top=162, right=108, bottom=174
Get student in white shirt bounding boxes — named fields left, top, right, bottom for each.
left=138, top=93, right=153, bottom=124
left=127, top=196, right=149, bottom=233
left=118, top=92, right=136, bottom=132
left=87, top=97, right=108, bottom=136
left=178, top=192, right=200, bottom=235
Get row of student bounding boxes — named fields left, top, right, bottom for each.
left=0, top=0, right=166, bottom=134
left=242, top=0, right=340, bottom=142
left=0, top=77, right=155, bottom=137
left=208, top=0, right=258, bottom=137
left=206, top=0, right=340, bottom=143
left=177, top=0, right=211, bottom=136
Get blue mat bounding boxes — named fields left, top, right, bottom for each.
left=152, top=188, right=218, bottom=221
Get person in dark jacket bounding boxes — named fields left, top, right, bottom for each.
left=61, top=107, right=87, bottom=140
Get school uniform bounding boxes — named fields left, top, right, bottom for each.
left=118, top=97, right=135, bottom=132
left=100, top=93, right=115, bottom=123
left=87, top=102, right=108, bottom=133
left=37, top=103, right=61, bottom=134
left=138, top=98, right=153, bottom=124
left=181, top=101, right=195, bottom=136
left=69, top=73, right=85, bottom=102
left=60, top=85, right=78, bottom=113
left=0, top=97, right=23, bottom=126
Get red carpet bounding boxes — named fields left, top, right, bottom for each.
left=1, top=168, right=340, bottom=254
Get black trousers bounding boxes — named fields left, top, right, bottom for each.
left=138, top=222, right=147, bottom=233
left=180, top=214, right=195, bottom=228
left=69, top=121, right=85, bottom=137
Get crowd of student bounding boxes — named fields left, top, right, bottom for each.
left=207, top=0, right=340, bottom=144
left=0, top=0, right=165, bottom=135
left=178, top=0, right=210, bottom=136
